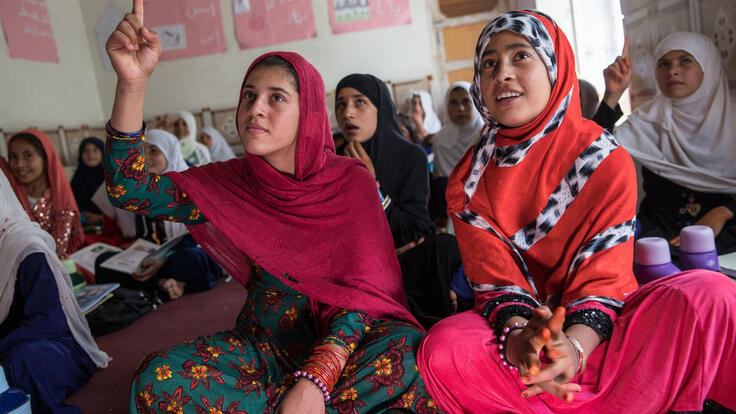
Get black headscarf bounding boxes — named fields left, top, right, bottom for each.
left=336, top=74, right=435, bottom=247
left=70, top=137, right=104, bottom=215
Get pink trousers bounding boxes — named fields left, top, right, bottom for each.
left=418, top=271, right=736, bottom=413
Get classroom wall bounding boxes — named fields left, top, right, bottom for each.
left=1, top=0, right=442, bottom=131
left=0, top=0, right=106, bottom=132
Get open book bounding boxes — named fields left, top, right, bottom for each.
left=75, top=283, right=120, bottom=314
left=99, top=231, right=190, bottom=274
left=70, top=242, right=123, bottom=275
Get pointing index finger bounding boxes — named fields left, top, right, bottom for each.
left=622, top=36, right=629, bottom=58
left=133, top=0, right=144, bottom=26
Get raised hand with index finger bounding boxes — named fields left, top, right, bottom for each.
left=106, top=0, right=162, bottom=86
left=602, top=36, right=633, bottom=109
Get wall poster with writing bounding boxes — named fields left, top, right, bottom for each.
left=0, top=0, right=58, bottom=63
left=328, top=0, right=410, bottom=35
left=232, top=0, right=316, bottom=49
left=144, top=0, right=226, bottom=61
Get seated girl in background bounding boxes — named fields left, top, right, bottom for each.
left=432, top=81, right=483, bottom=180
left=406, top=90, right=442, bottom=153
left=336, top=74, right=464, bottom=326
left=95, top=129, right=221, bottom=300
left=199, top=126, right=236, bottom=162
left=171, top=110, right=211, bottom=166
left=104, top=2, right=436, bottom=411
left=599, top=32, right=736, bottom=254
left=430, top=81, right=484, bottom=224
left=71, top=137, right=105, bottom=229
left=396, top=112, right=419, bottom=144
left=0, top=169, right=109, bottom=414
left=418, top=10, right=736, bottom=412
left=6, top=130, right=84, bottom=259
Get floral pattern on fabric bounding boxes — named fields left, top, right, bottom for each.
left=104, top=134, right=205, bottom=225
left=130, top=269, right=438, bottom=413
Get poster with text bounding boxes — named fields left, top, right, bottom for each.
left=232, top=0, right=316, bottom=49
left=329, top=0, right=410, bottom=35
left=144, top=0, right=226, bottom=61
left=0, top=0, right=58, bottom=62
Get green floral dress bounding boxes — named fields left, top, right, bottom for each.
left=103, top=132, right=441, bottom=413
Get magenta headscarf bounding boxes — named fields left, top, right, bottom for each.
left=168, top=52, right=419, bottom=329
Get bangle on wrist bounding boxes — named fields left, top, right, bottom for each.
left=294, top=371, right=331, bottom=403
left=106, top=120, right=146, bottom=141
left=567, top=336, right=586, bottom=377
left=497, top=322, right=527, bottom=371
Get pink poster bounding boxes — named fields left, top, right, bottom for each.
left=144, top=0, right=226, bottom=61
left=232, top=0, right=316, bottom=49
left=328, top=0, right=410, bottom=35
left=0, top=0, right=58, bottom=63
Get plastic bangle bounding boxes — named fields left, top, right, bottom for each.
left=381, top=195, right=391, bottom=210
left=106, top=120, right=146, bottom=140
left=567, top=336, right=586, bottom=377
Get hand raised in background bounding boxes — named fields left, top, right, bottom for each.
left=602, top=36, right=633, bottom=109
left=106, top=0, right=162, bottom=87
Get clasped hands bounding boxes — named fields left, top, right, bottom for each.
left=504, top=306, right=583, bottom=402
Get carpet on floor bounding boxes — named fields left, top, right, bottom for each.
left=66, top=278, right=247, bottom=413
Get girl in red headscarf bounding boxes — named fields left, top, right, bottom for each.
left=6, top=129, right=84, bottom=258
left=102, top=1, right=438, bottom=413
left=417, top=10, right=736, bottom=413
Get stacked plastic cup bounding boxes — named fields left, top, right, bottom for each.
left=678, top=225, right=720, bottom=271
left=634, top=237, right=681, bottom=285
left=0, top=367, right=31, bottom=414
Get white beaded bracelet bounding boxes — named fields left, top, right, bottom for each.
left=497, top=321, right=527, bottom=371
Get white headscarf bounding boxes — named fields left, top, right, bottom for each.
left=146, top=129, right=191, bottom=174
left=171, top=111, right=211, bottom=166
left=201, top=126, right=236, bottom=162
left=407, top=90, right=442, bottom=135
left=144, top=129, right=189, bottom=239
left=615, top=31, right=736, bottom=194
left=432, top=81, right=484, bottom=178
left=0, top=170, right=109, bottom=368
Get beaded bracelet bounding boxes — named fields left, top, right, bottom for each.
left=294, top=370, right=331, bottom=403
left=497, top=321, right=527, bottom=371
left=106, top=120, right=146, bottom=140
left=567, top=336, right=586, bottom=377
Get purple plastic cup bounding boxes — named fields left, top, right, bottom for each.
left=678, top=225, right=720, bottom=271
left=634, top=237, right=680, bottom=284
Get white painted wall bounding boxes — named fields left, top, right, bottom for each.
left=0, top=0, right=105, bottom=131
left=2, top=0, right=441, bottom=131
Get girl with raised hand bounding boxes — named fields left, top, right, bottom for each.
left=104, top=1, right=437, bottom=412
left=199, top=126, right=236, bottom=162
left=71, top=137, right=105, bottom=228
left=406, top=90, right=442, bottom=151
left=171, top=110, right=211, bottom=166
left=6, top=129, right=85, bottom=258
left=0, top=168, right=109, bottom=414
left=417, top=10, right=736, bottom=413
left=599, top=32, right=736, bottom=254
